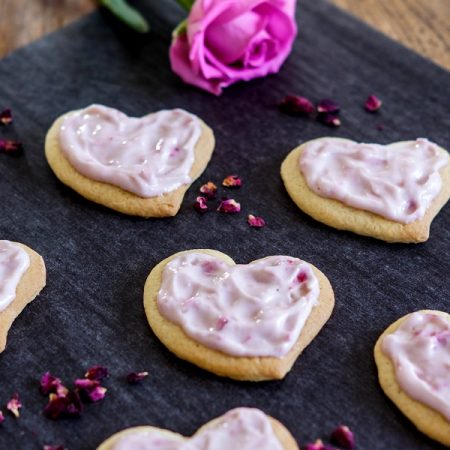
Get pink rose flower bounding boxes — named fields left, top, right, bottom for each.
left=170, top=0, right=297, bottom=95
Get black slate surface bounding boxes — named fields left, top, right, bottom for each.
left=0, top=0, right=449, bottom=448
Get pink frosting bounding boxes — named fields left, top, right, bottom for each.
left=382, top=312, right=450, bottom=421
left=111, top=408, right=284, bottom=450
left=59, top=105, right=202, bottom=197
left=299, top=138, right=448, bottom=223
left=157, top=253, right=319, bottom=357
left=0, top=240, right=30, bottom=312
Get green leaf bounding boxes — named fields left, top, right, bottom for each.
left=99, top=0, right=150, bottom=33
left=175, top=0, right=195, bottom=11
left=172, top=19, right=188, bottom=38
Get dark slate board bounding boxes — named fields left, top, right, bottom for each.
left=0, top=0, right=449, bottom=448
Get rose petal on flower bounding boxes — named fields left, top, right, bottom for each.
left=279, top=95, right=314, bottom=116
left=331, top=425, right=355, bottom=449
left=247, top=214, right=265, bottom=228
left=317, top=113, right=341, bottom=127
left=40, top=372, right=68, bottom=396
left=126, top=371, right=149, bottom=384
left=364, top=95, right=382, bottom=112
left=0, top=139, right=23, bottom=155
left=43, top=445, right=67, bottom=450
left=222, top=175, right=242, bottom=188
left=0, top=410, right=4, bottom=424
left=84, top=365, right=108, bottom=381
left=43, top=391, right=83, bottom=420
left=317, top=99, right=340, bottom=114
left=0, top=108, right=12, bottom=125
left=6, top=393, right=21, bottom=418
left=217, top=199, right=241, bottom=213
left=194, top=196, right=208, bottom=213
left=199, top=181, right=217, bottom=199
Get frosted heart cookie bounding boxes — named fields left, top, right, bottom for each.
left=281, top=137, right=450, bottom=243
left=374, top=310, right=450, bottom=446
left=45, top=104, right=215, bottom=217
left=144, top=249, right=334, bottom=381
left=97, top=407, right=299, bottom=450
left=0, top=240, right=46, bottom=352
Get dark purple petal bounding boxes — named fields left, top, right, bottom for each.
left=40, top=372, right=67, bottom=396
left=217, top=199, right=241, bottom=213
left=317, top=113, right=341, bottom=127
left=0, top=410, right=4, bottom=424
left=84, top=365, right=108, bottom=381
left=43, top=445, right=67, bottom=450
left=0, top=139, right=23, bottom=155
left=317, top=99, right=340, bottom=114
left=304, top=440, right=326, bottom=450
left=199, top=181, right=217, bottom=199
left=75, top=379, right=107, bottom=403
left=43, top=391, right=83, bottom=420
left=194, top=196, right=208, bottom=213
left=126, top=371, right=149, bottom=384
left=0, top=108, right=13, bottom=125
left=364, top=95, right=382, bottom=112
left=331, top=425, right=355, bottom=449
left=6, top=393, right=21, bottom=418
left=279, top=95, right=315, bottom=116
left=247, top=214, right=265, bottom=228
left=222, top=175, right=242, bottom=188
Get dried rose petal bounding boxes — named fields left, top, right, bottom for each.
left=199, top=181, right=217, bottom=199
left=43, top=446, right=67, bottom=450
left=279, top=95, right=315, bottom=116
left=331, top=425, right=355, bottom=449
left=6, top=393, right=21, bottom=418
left=317, top=113, right=341, bottom=127
left=0, top=410, right=4, bottom=424
left=317, top=99, right=340, bottom=114
left=247, top=214, right=265, bottom=228
left=43, top=391, right=83, bottom=420
left=222, top=175, right=242, bottom=188
left=75, top=379, right=107, bottom=403
left=84, top=365, right=108, bottom=381
left=0, top=108, right=12, bottom=125
left=364, top=94, right=382, bottom=112
left=40, top=372, right=68, bottom=397
left=126, top=371, right=149, bottom=384
left=304, top=440, right=326, bottom=450
left=0, top=139, right=22, bottom=155
left=194, top=196, right=208, bottom=213
left=217, top=199, right=241, bottom=213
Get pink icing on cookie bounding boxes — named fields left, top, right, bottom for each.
left=157, top=253, right=319, bottom=357
left=111, top=408, right=284, bottom=450
left=0, top=240, right=30, bottom=312
left=299, top=138, right=448, bottom=223
left=382, top=311, right=450, bottom=421
left=59, top=105, right=202, bottom=197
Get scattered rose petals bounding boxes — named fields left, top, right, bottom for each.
left=199, top=181, right=217, bottom=199
left=43, top=391, right=83, bottom=420
left=84, top=365, right=108, bottom=381
left=43, top=446, right=67, bottom=450
left=0, top=410, right=4, bottom=424
left=6, top=393, right=21, bottom=418
left=0, top=139, right=22, bottom=155
left=194, top=196, right=208, bottom=213
left=364, top=94, right=382, bottom=112
left=279, top=95, right=315, bottom=115
left=247, top=214, right=265, bottom=228
left=217, top=199, right=241, bottom=213
left=75, top=379, right=107, bottom=403
left=126, top=371, right=149, bottom=384
left=304, top=440, right=326, bottom=450
left=40, top=372, right=68, bottom=396
left=222, top=175, right=242, bottom=188
left=317, top=99, right=340, bottom=115
left=331, top=425, right=355, bottom=449
left=317, top=113, right=341, bottom=127
left=0, top=108, right=12, bottom=125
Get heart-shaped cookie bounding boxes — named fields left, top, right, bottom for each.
left=374, top=310, right=450, bottom=447
left=45, top=105, right=215, bottom=217
left=281, top=137, right=450, bottom=243
left=144, top=249, right=334, bottom=381
left=97, top=407, right=298, bottom=450
left=0, top=241, right=46, bottom=352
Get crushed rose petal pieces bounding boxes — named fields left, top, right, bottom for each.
left=317, top=113, right=341, bottom=127
left=217, top=199, right=241, bottom=213
left=6, top=393, right=22, bottom=418
left=330, top=425, right=355, bottom=449
left=43, top=446, right=67, bottom=450
left=194, top=196, right=208, bottom=213
left=222, top=175, right=242, bottom=188
left=0, top=139, right=23, bottom=155
left=0, top=108, right=13, bottom=125
left=0, top=410, right=4, bottom=424
left=317, top=99, right=340, bottom=115
left=126, top=371, right=149, bottom=384
left=199, top=181, right=217, bottom=199
left=304, top=439, right=327, bottom=450
left=247, top=214, right=265, bottom=228
left=279, top=95, right=315, bottom=115
left=44, top=391, right=83, bottom=420
left=40, top=372, right=68, bottom=396
left=84, top=365, right=109, bottom=381
left=364, top=94, right=382, bottom=112
left=75, top=378, right=107, bottom=403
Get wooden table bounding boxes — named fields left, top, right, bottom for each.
left=0, top=0, right=449, bottom=70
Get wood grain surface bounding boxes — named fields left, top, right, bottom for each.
left=0, top=0, right=449, bottom=70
